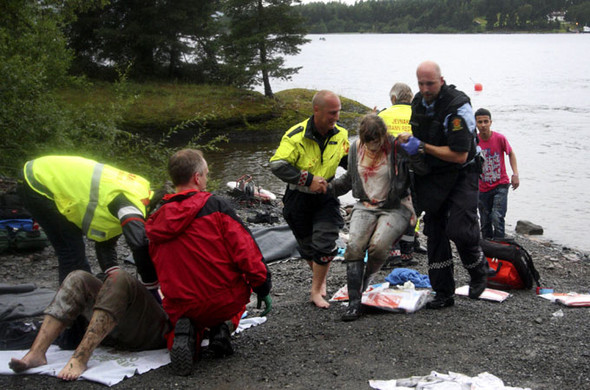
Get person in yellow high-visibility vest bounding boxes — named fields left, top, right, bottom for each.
left=17, top=156, right=164, bottom=293
left=270, top=90, right=349, bottom=309
left=378, top=83, right=426, bottom=267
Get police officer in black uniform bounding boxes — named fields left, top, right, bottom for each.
left=400, top=61, right=488, bottom=309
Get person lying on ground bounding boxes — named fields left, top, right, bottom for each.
left=9, top=269, right=168, bottom=381
left=329, top=114, right=414, bottom=321
left=146, top=149, right=272, bottom=376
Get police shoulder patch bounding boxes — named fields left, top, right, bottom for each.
left=451, top=117, right=463, bottom=131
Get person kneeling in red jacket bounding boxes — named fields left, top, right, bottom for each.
left=146, top=149, right=272, bottom=376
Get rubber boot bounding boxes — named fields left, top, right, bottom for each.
left=468, top=254, right=488, bottom=299
left=209, top=321, right=234, bottom=357
left=170, top=317, right=196, bottom=376
left=341, top=260, right=364, bottom=322
left=413, top=235, right=427, bottom=254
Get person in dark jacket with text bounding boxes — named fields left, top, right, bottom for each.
left=399, top=61, right=488, bottom=309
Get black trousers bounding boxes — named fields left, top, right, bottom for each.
left=17, top=181, right=91, bottom=284
left=423, top=167, right=485, bottom=297
left=282, top=189, right=343, bottom=264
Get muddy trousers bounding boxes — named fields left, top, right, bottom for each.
left=345, top=202, right=412, bottom=286
left=46, top=270, right=168, bottom=350
left=423, top=168, right=487, bottom=298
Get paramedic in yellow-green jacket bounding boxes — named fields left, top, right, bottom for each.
left=17, top=156, right=163, bottom=294
left=270, top=90, right=349, bottom=309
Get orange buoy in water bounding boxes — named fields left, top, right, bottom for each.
left=474, top=83, right=483, bottom=91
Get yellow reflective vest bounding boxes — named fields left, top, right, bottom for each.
left=23, top=156, right=152, bottom=241
left=378, top=104, right=412, bottom=137
left=270, top=118, right=349, bottom=181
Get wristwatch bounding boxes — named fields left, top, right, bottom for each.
left=418, top=141, right=425, bottom=154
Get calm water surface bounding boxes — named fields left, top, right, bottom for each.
left=208, top=34, right=590, bottom=252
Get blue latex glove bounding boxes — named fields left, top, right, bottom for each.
left=401, top=136, right=422, bottom=155
left=256, top=294, right=272, bottom=316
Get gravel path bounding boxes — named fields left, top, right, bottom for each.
left=1, top=192, right=589, bottom=390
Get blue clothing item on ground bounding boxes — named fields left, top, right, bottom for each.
left=386, top=268, right=431, bottom=288
left=478, top=184, right=509, bottom=239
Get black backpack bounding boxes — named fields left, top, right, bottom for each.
left=0, top=192, right=31, bottom=220
left=481, top=238, right=541, bottom=290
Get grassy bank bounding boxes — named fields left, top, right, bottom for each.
left=59, top=82, right=369, bottom=139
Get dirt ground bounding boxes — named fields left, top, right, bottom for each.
left=1, top=191, right=589, bottom=390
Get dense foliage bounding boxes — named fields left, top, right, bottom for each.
left=66, top=0, right=309, bottom=95
left=299, top=0, right=590, bottom=34
left=0, top=0, right=223, bottom=182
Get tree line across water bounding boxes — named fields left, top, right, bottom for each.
left=300, top=0, right=590, bottom=34
left=2, top=0, right=588, bottom=181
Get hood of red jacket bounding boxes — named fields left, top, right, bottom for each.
left=146, top=190, right=212, bottom=244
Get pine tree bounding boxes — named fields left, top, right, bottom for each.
left=222, top=0, right=309, bottom=98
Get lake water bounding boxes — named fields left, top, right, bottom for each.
left=208, top=34, right=590, bottom=252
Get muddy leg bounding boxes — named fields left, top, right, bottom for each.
left=57, top=309, right=116, bottom=381
left=9, top=315, right=65, bottom=372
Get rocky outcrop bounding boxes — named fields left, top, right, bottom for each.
left=515, top=220, right=544, bottom=235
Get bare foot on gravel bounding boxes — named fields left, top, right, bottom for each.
left=57, top=357, right=87, bottom=381
left=9, top=352, right=47, bottom=373
left=311, top=293, right=330, bottom=308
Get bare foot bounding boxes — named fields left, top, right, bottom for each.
left=9, top=352, right=47, bottom=373
left=320, top=283, right=327, bottom=297
left=311, top=293, right=330, bottom=309
left=57, top=357, right=87, bottom=381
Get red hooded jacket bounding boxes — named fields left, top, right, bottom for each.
left=146, top=190, right=270, bottom=324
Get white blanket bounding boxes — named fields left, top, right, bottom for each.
left=0, top=315, right=267, bottom=386
left=0, top=345, right=169, bottom=386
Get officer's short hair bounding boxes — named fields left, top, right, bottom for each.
left=168, top=149, right=206, bottom=186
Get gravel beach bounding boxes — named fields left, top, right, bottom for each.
left=1, top=190, right=589, bottom=390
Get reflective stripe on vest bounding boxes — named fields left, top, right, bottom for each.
left=82, top=163, right=105, bottom=238
left=24, top=161, right=53, bottom=199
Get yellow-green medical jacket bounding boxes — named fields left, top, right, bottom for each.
left=270, top=118, right=349, bottom=190
left=378, top=103, right=412, bottom=137
left=23, top=156, right=152, bottom=242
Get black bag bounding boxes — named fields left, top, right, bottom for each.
left=0, top=192, right=31, bottom=220
left=0, top=320, right=42, bottom=350
left=0, top=219, right=50, bottom=253
left=481, top=238, right=540, bottom=290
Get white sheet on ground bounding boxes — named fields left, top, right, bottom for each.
left=369, top=371, right=532, bottom=390
left=0, top=314, right=267, bottom=386
left=0, top=345, right=169, bottom=387
left=537, top=292, right=590, bottom=307
left=455, top=285, right=511, bottom=302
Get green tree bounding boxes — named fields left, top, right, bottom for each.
left=222, top=0, right=309, bottom=98
left=0, top=1, right=76, bottom=175
left=566, top=2, right=590, bottom=26
left=67, top=0, right=223, bottom=81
